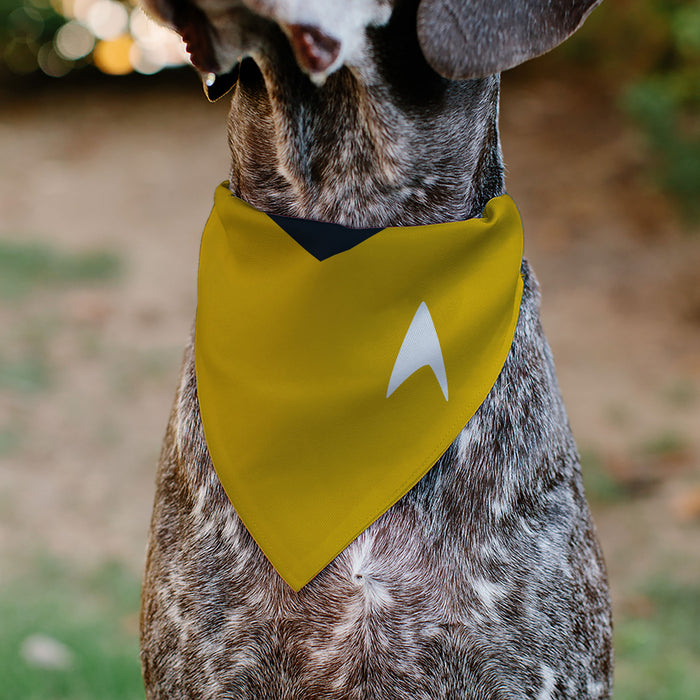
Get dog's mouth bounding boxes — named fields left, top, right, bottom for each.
left=202, top=21, right=341, bottom=101
left=204, top=63, right=241, bottom=101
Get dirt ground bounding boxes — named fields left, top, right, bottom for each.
left=0, top=68, right=698, bottom=614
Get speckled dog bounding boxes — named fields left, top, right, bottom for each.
left=139, top=1, right=613, bottom=697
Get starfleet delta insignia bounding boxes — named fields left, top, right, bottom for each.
left=195, top=182, right=524, bottom=590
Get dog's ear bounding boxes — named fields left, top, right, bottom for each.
left=416, top=0, right=603, bottom=80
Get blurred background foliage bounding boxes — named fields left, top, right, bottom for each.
left=571, top=0, right=700, bottom=220
left=0, top=0, right=186, bottom=79
left=3, top=0, right=698, bottom=217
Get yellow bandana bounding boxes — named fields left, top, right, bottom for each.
left=195, top=183, right=524, bottom=590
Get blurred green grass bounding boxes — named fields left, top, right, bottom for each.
left=0, top=239, right=121, bottom=300
left=0, top=354, right=51, bottom=393
left=0, top=238, right=122, bottom=399
left=614, top=578, right=700, bottom=699
left=0, top=559, right=144, bottom=700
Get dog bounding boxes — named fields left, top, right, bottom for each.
left=139, top=1, right=614, bottom=697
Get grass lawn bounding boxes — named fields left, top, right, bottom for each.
left=614, top=578, right=700, bottom=699
left=0, top=559, right=144, bottom=700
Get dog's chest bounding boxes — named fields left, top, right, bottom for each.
left=142, top=263, right=611, bottom=698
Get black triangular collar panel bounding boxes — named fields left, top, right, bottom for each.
left=268, top=213, right=384, bottom=261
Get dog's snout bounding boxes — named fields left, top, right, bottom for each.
left=287, top=24, right=341, bottom=74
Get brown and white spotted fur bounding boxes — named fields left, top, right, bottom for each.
left=139, top=1, right=614, bottom=697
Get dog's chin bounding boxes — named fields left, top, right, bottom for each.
left=237, top=56, right=268, bottom=91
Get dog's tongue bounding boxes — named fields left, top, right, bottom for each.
left=287, top=24, right=341, bottom=74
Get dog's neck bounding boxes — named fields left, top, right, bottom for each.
left=225, top=18, right=504, bottom=229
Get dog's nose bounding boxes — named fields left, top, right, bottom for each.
left=287, top=24, right=341, bottom=74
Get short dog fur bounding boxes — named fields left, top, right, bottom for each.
left=139, top=1, right=614, bottom=697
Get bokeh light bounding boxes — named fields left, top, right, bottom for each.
left=1, top=0, right=190, bottom=77
left=8, top=6, right=44, bottom=41
left=85, top=0, right=129, bottom=41
left=93, top=33, right=132, bottom=74
left=37, top=40, right=72, bottom=77
left=54, top=21, right=94, bottom=60
left=3, top=38, right=39, bottom=75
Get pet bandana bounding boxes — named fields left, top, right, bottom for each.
left=195, top=183, right=524, bottom=590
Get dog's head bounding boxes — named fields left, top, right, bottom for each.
left=142, top=0, right=602, bottom=96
